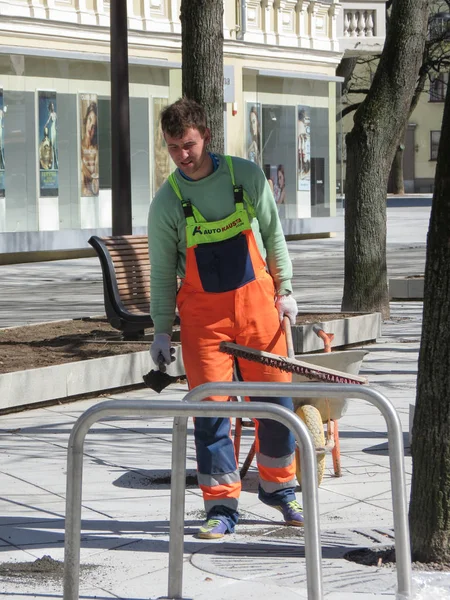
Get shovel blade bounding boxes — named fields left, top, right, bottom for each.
left=143, top=369, right=174, bottom=393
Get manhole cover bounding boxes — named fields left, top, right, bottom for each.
left=191, top=527, right=397, bottom=593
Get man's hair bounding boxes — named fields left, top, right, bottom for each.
left=160, top=97, right=207, bottom=138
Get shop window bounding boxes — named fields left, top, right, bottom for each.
left=430, top=130, right=440, bottom=160
left=259, top=104, right=296, bottom=219
left=98, top=98, right=111, bottom=190
left=429, top=72, right=448, bottom=102
left=152, top=97, right=170, bottom=195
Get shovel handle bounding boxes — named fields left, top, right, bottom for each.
left=157, top=355, right=167, bottom=373
left=283, top=315, right=295, bottom=359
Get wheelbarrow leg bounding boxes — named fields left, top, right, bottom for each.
left=331, top=419, right=342, bottom=477
left=240, top=440, right=256, bottom=479
left=234, top=416, right=242, bottom=463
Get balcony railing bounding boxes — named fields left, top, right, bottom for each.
left=0, top=0, right=385, bottom=55
left=344, top=10, right=375, bottom=37
left=337, top=1, right=386, bottom=54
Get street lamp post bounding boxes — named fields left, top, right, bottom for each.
left=110, top=0, right=132, bottom=235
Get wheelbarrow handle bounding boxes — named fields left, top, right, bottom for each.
left=283, top=315, right=295, bottom=359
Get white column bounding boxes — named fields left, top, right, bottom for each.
left=94, top=0, right=109, bottom=27
left=308, top=0, right=317, bottom=48
left=328, top=0, right=339, bottom=51
left=75, top=0, right=97, bottom=25
left=296, top=0, right=309, bottom=48
left=274, top=0, right=284, bottom=41
left=169, top=0, right=181, bottom=34
left=261, top=0, right=276, bottom=45
left=29, top=0, right=47, bottom=20
left=127, top=0, right=143, bottom=30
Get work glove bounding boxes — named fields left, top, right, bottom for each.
left=150, top=333, right=175, bottom=372
left=275, top=294, right=298, bottom=326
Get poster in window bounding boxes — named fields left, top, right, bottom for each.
left=153, top=97, right=170, bottom=195
left=0, top=89, right=5, bottom=198
left=246, top=102, right=262, bottom=166
left=38, top=90, right=58, bottom=197
left=297, top=106, right=311, bottom=191
left=79, top=93, right=99, bottom=197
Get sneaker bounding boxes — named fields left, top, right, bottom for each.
left=273, top=499, right=305, bottom=527
left=197, top=517, right=228, bottom=539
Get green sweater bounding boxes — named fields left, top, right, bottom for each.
left=148, top=154, right=293, bottom=335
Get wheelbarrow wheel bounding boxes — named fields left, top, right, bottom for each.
left=295, top=404, right=325, bottom=488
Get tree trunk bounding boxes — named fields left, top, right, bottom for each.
left=180, top=0, right=224, bottom=154
left=389, top=68, right=427, bottom=196
left=341, top=0, right=429, bottom=319
left=409, top=80, right=450, bottom=564
left=390, top=144, right=405, bottom=195
left=336, top=57, right=358, bottom=95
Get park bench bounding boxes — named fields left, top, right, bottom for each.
left=89, top=234, right=171, bottom=339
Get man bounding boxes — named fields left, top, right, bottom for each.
left=148, top=97, right=302, bottom=539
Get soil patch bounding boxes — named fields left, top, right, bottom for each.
left=0, top=312, right=358, bottom=376
left=345, top=546, right=450, bottom=571
left=0, top=316, right=152, bottom=375
left=0, top=554, right=96, bottom=583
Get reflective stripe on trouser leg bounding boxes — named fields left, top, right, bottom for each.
left=252, top=396, right=296, bottom=494
left=195, top=415, right=241, bottom=513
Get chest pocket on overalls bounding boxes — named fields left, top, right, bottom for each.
left=194, top=232, right=255, bottom=293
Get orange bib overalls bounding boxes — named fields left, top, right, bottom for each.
left=169, top=157, right=296, bottom=527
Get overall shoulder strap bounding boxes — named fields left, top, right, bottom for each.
left=224, top=156, right=256, bottom=218
left=167, top=172, right=205, bottom=223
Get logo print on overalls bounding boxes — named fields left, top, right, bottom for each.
left=193, top=226, right=203, bottom=235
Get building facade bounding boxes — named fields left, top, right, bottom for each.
left=0, top=0, right=386, bottom=257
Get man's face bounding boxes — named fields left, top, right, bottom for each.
left=164, top=126, right=211, bottom=180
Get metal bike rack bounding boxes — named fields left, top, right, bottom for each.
left=63, top=382, right=412, bottom=600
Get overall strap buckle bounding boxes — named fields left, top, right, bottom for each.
left=182, top=200, right=194, bottom=219
left=233, top=185, right=244, bottom=204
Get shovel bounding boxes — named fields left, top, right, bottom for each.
left=143, top=349, right=177, bottom=393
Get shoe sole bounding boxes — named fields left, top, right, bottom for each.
left=197, top=532, right=225, bottom=539
left=284, top=520, right=304, bottom=527
left=273, top=506, right=305, bottom=527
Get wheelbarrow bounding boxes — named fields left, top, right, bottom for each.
left=233, top=326, right=368, bottom=487
left=291, top=347, right=368, bottom=486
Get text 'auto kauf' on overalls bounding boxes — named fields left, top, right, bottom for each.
left=168, top=156, right=297, bottom=526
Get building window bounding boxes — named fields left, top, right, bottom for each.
left=429, top=12, right=450, bottom=41
left=429, top=72, right=449, bottom=102
left=430, top=130, right=441, bottom=160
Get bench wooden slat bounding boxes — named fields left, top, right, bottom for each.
left=104, top=239, right=148, bottom=245
left=112, top=258, right=150, bottom=267
left=115, top=271, right=150, bottom=280
left=107, top=249, right=149, bottom=259
left=113, top=269, right=149, bottom=279
left=116, top=281, right=149, bottom=291
left=114, top=263, right=150, bottom=271
left=116, top=284, right=149, bottom=294
left=103, top=235, right=148, bottom=244
left=112, top=255, right=149, bottom=261
left=115, top=278, right=149, bottom=287
left=119, top=291, right=150, bottom=302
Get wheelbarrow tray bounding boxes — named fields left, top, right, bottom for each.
left=292, top=349, right=368, bottom=421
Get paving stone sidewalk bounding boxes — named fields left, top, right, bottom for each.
left=1, top=206, right=448, bottom=599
